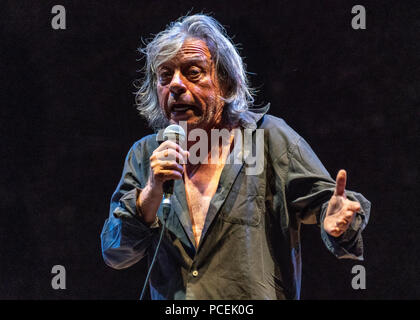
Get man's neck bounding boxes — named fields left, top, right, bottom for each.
left=184, top=126, right=236, bottom=178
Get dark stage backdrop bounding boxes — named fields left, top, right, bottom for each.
left=1, top=0, right=419, bottom=299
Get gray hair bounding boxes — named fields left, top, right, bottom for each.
left=135, top=14, right=255, bottom=130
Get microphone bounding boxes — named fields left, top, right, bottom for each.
left=161, top=124, right=186, bottom=219
left=161, top=124, right=186, bottom=196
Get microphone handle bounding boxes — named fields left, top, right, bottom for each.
left=163, top=179, right=174, bottom=195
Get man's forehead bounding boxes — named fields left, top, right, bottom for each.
left=178, top=38, right=211, bottom=58
left=160, top=38, right=212, bottom=67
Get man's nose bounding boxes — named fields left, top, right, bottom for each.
left=169, top=71, right=187, bottom=97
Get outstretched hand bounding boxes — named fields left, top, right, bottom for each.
left=323, top=170, right=361, bottom=237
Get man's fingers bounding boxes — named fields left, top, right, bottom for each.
left=348, top=201, right=361, bottom=212
left=155, top=148, right=186, bottom=164
left=155, top=170, right=183, bottom=181
left=334, top=169, right=347, bottom=196
left=336, top=220, right=347, bottom=227
left=155, top=140, right=181, bottom=152
left=156, top=140, right=189, bottom=158
left=330, top=227, right=343, bottom=237
left=153, top=160, right=184, bottom=173
left=345, top=210, right=354, bottom=219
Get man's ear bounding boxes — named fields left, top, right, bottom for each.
left=219, top=76, right=234, bottom=99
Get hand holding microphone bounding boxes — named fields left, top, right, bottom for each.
left=136, top=125, right=188, bottom=224
left=150, top=125, right=188, bottom=192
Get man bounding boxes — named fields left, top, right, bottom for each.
left=101, top=14, right=370, bottom=299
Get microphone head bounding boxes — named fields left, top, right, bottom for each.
left=162, top=124, right=186, bottom=145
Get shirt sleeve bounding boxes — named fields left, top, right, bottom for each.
left=286, top=136, right=371, bottom=260
left=100, top=140, right=160, bottom=270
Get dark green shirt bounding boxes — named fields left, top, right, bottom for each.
left=100, top=106, right=370, bottom=299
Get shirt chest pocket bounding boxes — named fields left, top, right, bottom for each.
left=219, top=170, right=265, bottom=227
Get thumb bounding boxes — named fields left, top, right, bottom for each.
left=334, top=169, right=347, bottom=197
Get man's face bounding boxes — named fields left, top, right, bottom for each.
left=156, top=38, right=226, bottom=131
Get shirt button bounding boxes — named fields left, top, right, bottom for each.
left=192, top=270, right=199, bottom=277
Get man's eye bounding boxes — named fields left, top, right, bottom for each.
left=187, top=68, right=201, bottom=78
left=159, top=72, right=172, bottom=83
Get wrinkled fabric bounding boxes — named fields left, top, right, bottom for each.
left=100, top=105, right=371, bottom=300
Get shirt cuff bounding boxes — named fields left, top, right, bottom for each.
left=114, top=187, right=160, bottom=229
left=319, top=201, right=365, bottom=260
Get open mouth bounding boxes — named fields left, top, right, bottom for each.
left=171, top=104, right=196, bottom=112
left=172, top=105, right=191, bottom=112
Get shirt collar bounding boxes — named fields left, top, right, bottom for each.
left=238, top=103, right=270, bottom=130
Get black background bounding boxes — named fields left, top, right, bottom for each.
left=1, top=0, right=419, bottom=299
